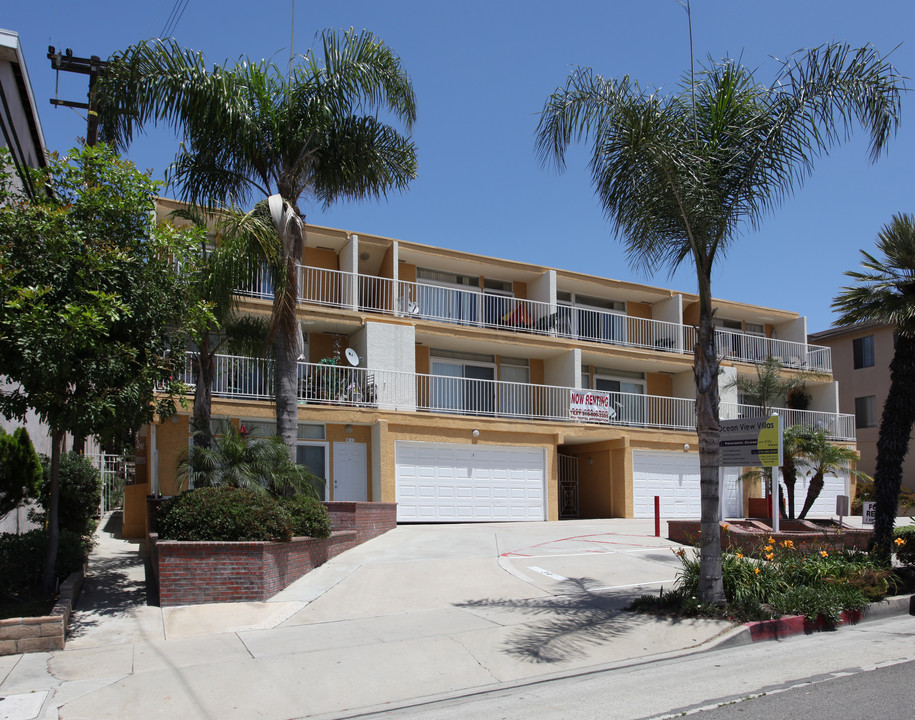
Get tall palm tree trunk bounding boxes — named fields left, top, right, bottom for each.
left=695, top=312, right=724, bottom=604
left=274, top=330, right=299, bottom=458
left=192, top=347, right=215, bottom=449
left=872, top=333, right=915, bottom=562
left=783, top=453, right=798, bottom=519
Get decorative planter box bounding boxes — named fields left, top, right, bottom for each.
left=668, top=518, right=872, bottom=553
left=0, top=569, right=84, bottom=656
left=151, top=502, right=396, bottom=606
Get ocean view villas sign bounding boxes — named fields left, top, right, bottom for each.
left=570, top=390, right=613, bottom=423
left=719, top=414, right=783, bottom=467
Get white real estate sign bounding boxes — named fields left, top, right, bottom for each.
left=862, top=501, right=876, bottom=526
left=570, top=390, right=612, bottom=423
left=719, top=415, right=782, bottom=468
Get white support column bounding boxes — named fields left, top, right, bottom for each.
left=341, top=234, right=359, bottom=310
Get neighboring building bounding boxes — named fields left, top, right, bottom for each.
left=0, top=29, right=48, bottom=533
left=0, top=28, right=46, bottom=197
left=123, top=200, right=857, bottom=537
left=809, top=322, right=912, bottom=493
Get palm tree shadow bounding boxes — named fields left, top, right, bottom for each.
left=457, top=576, right=656, bottom=664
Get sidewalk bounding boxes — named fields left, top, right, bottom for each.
left=0, top=512, right=884, bottom=720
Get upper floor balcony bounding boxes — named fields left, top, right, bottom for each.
left=238, top=265, right=832, bottom=373
left=178, top=353, right=854, bottom=441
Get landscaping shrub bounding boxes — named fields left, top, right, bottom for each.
left=157, top=487, right=293, bottom=542
left=894, top=523, right=915, bottom=567
left=633, top=536, right=891, bottom=627
left=282, top=495, right=332, bottom=538
left=32, top=452, right=102, bottom=537
left=0, top=528, right=90, bottom=600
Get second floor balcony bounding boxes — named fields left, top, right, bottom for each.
left=238, top=265, right=832, bottom=372
left=178, top=353, right=855, bottom=441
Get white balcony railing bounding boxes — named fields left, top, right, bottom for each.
left=235, top=265, right=832, bottom=371
left=179, top=353, right=854, bottom=440
left=720, top=403, right=856, bottom=442
left=682, top=327, right=832, bottom=372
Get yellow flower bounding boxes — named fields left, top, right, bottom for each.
left=722, top=523, right=730, bottom=530
left=767, top=537, right=774, bottom=544
left=754, top=567, right=760, bottom=575
left=780, top=540, right=795, bottom=549
left=736, top=553, right=744, bottom=559
left=820, top=550, right=829, bottom=558
left=895, top=537, right=906, bottom=547
left=765, top=552, right=774, bottom=561
left=675, top=548, right=686, bottom=557
left=764, top=545, right=772, bottom=553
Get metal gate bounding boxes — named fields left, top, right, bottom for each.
left=559, top=454, right=579, bottom=519
left=87, top=453, right=125, bottom=515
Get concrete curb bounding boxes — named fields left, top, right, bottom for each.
left=707, top=592, right=915, bottom=651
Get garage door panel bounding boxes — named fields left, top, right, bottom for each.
left=396, top=441, right=546, bottom=522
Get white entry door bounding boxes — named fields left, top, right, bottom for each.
left=333, top=442, right=367, bottom=501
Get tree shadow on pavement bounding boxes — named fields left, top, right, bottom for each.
left=67, top=511, right=152, bottom=639
left=457, top=576, right=669, bottom=664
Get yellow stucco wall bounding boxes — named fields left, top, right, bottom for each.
left=304, top=247, right=339, bottom=270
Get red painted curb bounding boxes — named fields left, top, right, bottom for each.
left=746, top=609, right=863, bottom=641
left=747, top=615, right=806, bottom=641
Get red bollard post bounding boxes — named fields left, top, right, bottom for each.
left=654, top=495, right=661, bottom=537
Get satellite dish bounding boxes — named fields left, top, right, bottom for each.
left=344, top=348, right=360, bottom=367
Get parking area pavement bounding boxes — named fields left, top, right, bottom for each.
left=2, top=518, right=741, bottom=720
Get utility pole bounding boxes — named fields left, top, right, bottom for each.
left=47, top=47, right=108, bottom=145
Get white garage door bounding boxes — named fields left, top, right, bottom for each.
left=798, top=468, right=848, bottom=518
left=633, top=451, right=741, bottom=519
left=395, top=441, right=546, bottom=522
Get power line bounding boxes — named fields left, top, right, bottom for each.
left=160, top=0, right=190, bottom=39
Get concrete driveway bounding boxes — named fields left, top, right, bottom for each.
left=1, top=518, right=738, bottom=720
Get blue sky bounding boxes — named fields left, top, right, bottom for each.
left=6, top=1, right=914, bottom=333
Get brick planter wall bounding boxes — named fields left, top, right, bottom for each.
left=152, top=502, right=397, bottom=606
left=324, top=502, right=398, bottom=544
left=668, top=518, right=872, bottom=553
left=0, top=569, right=84, bottom=656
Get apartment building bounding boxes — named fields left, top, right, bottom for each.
left=122, top=204, right=856, bottom=537
left=809, top=322, right=912, bottom=493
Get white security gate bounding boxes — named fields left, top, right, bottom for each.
left=395, top=441, right=546, bottom=522
left=633, top=451, right=741, bottom=519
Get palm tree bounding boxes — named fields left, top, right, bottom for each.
left=172, top=208, right=269, bottom=448
left=833, top=214, right=915, bottom=561
left=781, top=424, right=813, bottom=520
left=536, top=44, right=901, bottom=603
left=731, top=357, right=822, bottom=514
left=95, top=28, right=418, bottom=452
left=795, top=429, right=869, bottom=520
left=179, top=422, right=321, bottom=498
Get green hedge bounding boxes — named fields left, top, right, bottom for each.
left=31, top=452, right=102, bottom=538
left=0, top=529, right=90, bottom=600
left=894, top=524, right=915, bottom=567
left=282, top=495, right=332, bottom=538
left=158, top=487, right=294, bottom=542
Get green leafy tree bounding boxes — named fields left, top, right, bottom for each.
left=95, top=28, right=418, bottom=454
left=0, top=145, right=195, bottom=592
left=178, top=422, right=321, bottom=498
left=170, top=208, right=269, bottom=449
left=536, top=43, right=901, bottom=602
left=0, top=428, right=43, bottom=518
left=834, top=214, right=915, bottom=560
left=795, top=429, right=869, bottom=520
